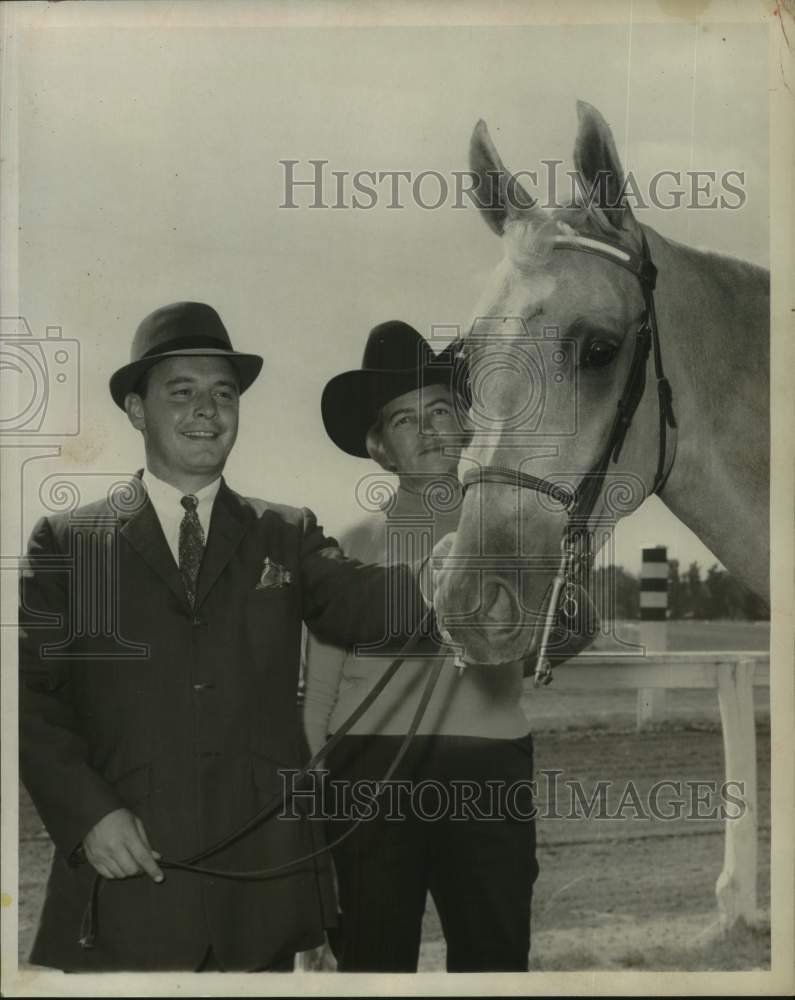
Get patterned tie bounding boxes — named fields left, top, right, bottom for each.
left=179, top=494, right=205, bottom=606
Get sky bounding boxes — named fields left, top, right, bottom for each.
left=6, top=9, right=770, bottom=577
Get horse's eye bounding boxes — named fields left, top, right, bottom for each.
left=582, top=340, right=619, bottom=369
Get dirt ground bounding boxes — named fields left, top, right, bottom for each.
left=18, top=715, right=771, bottom=971
left=419, top=721, right=771, bottom=970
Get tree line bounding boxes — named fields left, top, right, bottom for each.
left=591, top=560, right=770, bottom=621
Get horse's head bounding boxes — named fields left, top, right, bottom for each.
left=435, top=101, right=672, bottom=665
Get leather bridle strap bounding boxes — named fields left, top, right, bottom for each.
left=558, top=230, right=677, bottom=516
left=458, top=465, right=576, bottom=510
left=647, top=282, right=678, bottom=496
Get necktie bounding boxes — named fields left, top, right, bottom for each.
left=179, top=494, right=205, bottom=606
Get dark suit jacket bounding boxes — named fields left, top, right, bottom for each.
left=19, top=476, right=427, bottom=971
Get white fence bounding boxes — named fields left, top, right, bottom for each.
left=551, top=651, right=770, bottom=929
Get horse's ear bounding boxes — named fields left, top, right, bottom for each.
left=469, top=119, right=540, bottom=236
left=573, top=101, right=639, bottom=236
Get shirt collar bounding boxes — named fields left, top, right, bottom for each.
left=141, top=470, right=222, bottom=509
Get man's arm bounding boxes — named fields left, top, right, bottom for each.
left=19, top=517, right=124, bottom=857
left=298, top=508, right=434, bottom=653
left=19, top=517, right=161, bottom=881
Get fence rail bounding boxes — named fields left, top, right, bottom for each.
left=550, top=651, right=769, bottom=929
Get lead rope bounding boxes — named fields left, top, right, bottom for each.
left=80, top=608, right=443, bottom=948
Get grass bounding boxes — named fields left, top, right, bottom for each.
left=597, top=619, right=770, bottom=653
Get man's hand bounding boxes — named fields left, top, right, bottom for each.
left=417, top=532, right=458, bottom=648
left=419, top=532, right=456, bottom=610
left=83, top=808, right=164, bottom=882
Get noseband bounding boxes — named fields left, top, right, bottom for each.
left=459, top=229, right=677, bottom=685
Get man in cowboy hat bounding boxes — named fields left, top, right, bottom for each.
left=303, top=320, right=597, bottom=972
left=18, top=302, right=432, bottom=973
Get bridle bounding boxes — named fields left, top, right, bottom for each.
left=459, top=229, right=677, bottom=685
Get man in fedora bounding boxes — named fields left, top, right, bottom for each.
left=303, top=321, right=598, bottom=972
left=18, top=302, right=431, bottom=973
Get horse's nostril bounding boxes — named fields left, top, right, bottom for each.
left=482, top=577, right=518, bottom=627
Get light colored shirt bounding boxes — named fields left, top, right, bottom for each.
left=141, top=470, right=221, bottom=564
left=302, top=482, right=530, bottom=756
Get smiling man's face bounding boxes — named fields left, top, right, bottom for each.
left=125, top=355, right=240, bottom=493
left=380, top=385, right=461, bottom=478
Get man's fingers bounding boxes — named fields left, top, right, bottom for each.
left=128, top=838, right=164, bottom=883
left=133, top=816, right=162, bottom=860
left=115, top=844, right=143, bottom=877
left=132, top=816, right=164, bottom=880
left=100, top=854, right=127, bottom=878
left=132, top=815, right=152, bottom=850
left=89, top=859, right=116, bottom=880
left=81, top=811, right=164, bottom=881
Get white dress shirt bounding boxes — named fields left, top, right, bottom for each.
left=141, top=470, right=221, bottom=565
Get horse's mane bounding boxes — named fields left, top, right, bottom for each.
left=533, top=205, right=768, bottom=291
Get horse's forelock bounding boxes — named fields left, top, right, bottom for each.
left=503, top=218, right=554, bottom=271
left=502, top=207, right=615, bottom=270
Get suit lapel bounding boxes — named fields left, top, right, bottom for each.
left=117, top=473, right=190, bottom=610
left=115, top=473, right=254, bottom=612
left=194, top=478, right=253, bottom=609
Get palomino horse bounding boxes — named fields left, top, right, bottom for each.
left=433, top=101, right=769, bottom=667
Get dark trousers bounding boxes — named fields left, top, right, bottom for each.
left=325, top=732, right=539, bottom=973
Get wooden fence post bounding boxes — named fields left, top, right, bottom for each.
left=637, top=545, right=668, bottom=730
left=715, top=657, right=759, bottom=928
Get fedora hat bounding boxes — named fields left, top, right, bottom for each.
left=321, top=320, right=466, bottom=459
left=109, top=301, right=263, bottom=409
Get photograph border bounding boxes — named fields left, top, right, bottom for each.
left=1, top=1, right=792, bottom=995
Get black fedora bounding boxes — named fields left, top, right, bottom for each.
left=109, top=301, right=263, bottom=409
left=321, top=320, right=465, bottom=459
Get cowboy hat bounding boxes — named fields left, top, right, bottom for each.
left=109, top=301, right=263, bottom=409
left=321, top=320, right=465, bottom=458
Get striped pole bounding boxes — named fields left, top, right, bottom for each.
left=637, top=545, right=669, bottom=729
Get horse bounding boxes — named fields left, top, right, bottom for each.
left=433, top=101, right=769, bottom=667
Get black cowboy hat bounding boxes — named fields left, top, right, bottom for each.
left=109, top=301, right=263, bottom=409
left=321, top=320, right=465, bottom=459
